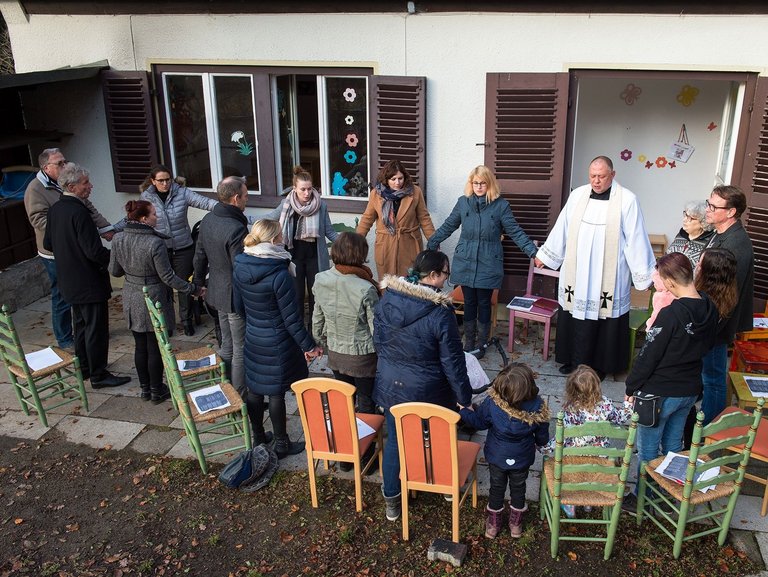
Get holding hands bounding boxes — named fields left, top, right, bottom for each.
left=304, top=346, right=323, bottom=362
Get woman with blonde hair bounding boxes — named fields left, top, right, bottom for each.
left=357, top=159, right=435, bottom=279
left=233, top=219, right=323, bottom=458
left=428, top=165, right=537, bottom=357
left=264, top=166, right=337, bottom=329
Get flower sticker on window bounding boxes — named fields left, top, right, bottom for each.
left=345, top=115, right=354, bottom=125
left=638, top=154, right=647, bottom=163
left=332, top=172, right=349, bottom=196
left=676, top=85, right=700, bottom=107
left=669, top=161, right=677, bottom=169
left=619, top=83, right=642, bottom=105
left=344, top=150, right=357, bottom=164
left=707, top=122, right=717, bottom=131
left=645, top=161, right=653, bottom=169
left=343, top=88, right=357, bottom=102
left=655, top=156, right=668, bottom=168
left=230, top=130, right=254, bottom=156
left=345, top=133, right=359, bottom=148
left=620, top=149, right=632, bottom=161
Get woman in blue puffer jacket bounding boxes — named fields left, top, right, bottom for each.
left=428, top=165, right=537, bottom=357
left=233, top=219, right=323, bottom=458
left=373, top=249, right=473, bottom=522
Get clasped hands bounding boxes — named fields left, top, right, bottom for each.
left=305, top=346, right=323, bottom=362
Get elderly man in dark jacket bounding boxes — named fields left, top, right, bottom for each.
left=193, top=176, right=249, bottom=395
left=43, top=163, right=130, bottom=389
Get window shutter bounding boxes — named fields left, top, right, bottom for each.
left=101, top=70, right=159, bottom=193
left=368, top=76, right=427, bottom=194
left=485, top=73, right=569, bottom=295
left=739, top=76, right=768, bottom=300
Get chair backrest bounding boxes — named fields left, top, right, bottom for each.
left=685, top=401, right=763, bottom=495
left=292, top=377, right=361, bottom=459
left=143, top=287, right=171, bottom=346
left=390, top=402, right=460, bottom=489
left=160, top=340, right=196, bottom=417
left=526, top=259, right=560, bottom=296
left=552, top=411, right=638, bottom=497
left=0, top=305, right=30, bottom=376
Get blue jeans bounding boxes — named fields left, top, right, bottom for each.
left=636, top=395, right=698, bottom=481
left=701, top=343, right=728, bottom=426
left=42, top=257, right=73, bottom=347
left=382, top=410, right=401, bottom=498
left=461, top=286, right=493, bottom=324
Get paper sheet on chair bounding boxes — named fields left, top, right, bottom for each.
left=753, top=317, right=768, bottom=329
left=654, top=452, right=719, bottom=492
left=189, top=385, right=230, bottom=414
left=25, top=347, right=63, bottom=371
left=356, top=417, right=376, bottom=439
left=744, top=375, right=768, bottom=397
left=177, top=353, right=216, bottom=372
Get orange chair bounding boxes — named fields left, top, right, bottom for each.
left=705, top=406, right=768, bottom=516
left=291, top=377, right=384, bottom=512
left=508, top=259, right=560, bottom=360
left=736, top=301, right=768, bottom=341
left=451, top=286, right=499, bottom=338
left=390, top=402, right=480, bottom=542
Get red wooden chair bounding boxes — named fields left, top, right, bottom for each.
left=508, top=259, right=560, bottom=360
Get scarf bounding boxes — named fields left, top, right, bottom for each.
left=38, top=170, right=62, bottom=193
left=375, top=182, right=413, bottom=235
left=335, top=264, right=380, bottom=295
left=243, top=242, right=296, bottom=276
left=562, top=184, right=622, bottom=319
left=279, top=188, right=321, bottom=250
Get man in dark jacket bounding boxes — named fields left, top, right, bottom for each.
left=193, top=176, right=249, bottom=395
left=43, top=163, right=129, bottom=389
left=701, top=184, right=755, bottom=423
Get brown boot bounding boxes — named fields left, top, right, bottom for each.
left=509, top=504, right=527, bottom=538
left=485, top=506, right=504, bottom=538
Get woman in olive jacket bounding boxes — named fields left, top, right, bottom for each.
left=428, top=165, right=537, bottom=355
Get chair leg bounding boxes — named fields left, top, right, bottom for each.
left=354, top=460, right=363, bottom=513
left=184, top=420, right=207, bottom=474
left=401, top=482, right=410, bottom=541
left=539, top=471, right=547, bottom=520
left=26, top=377, right=49, bottom=428
left=636, top=466, right=647, bottom=525
left=542, top=319, right=551, bottom=361
left=673, top=500, right=691, bottom=559
left=306, top=454, right=319, bottom=508
left=761, top=481, right=768, bottom=517
left=471, top=464, right=478, bottom=508
left=508, top=313, right=516, bottom=352
left=452, top=490, right=460, bottom=543
left=604, top=500, right=622, bottom=560
left=550, top=495, right=561, bottom=559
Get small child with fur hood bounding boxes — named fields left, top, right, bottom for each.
left=459, top=363, right=549, bottom=539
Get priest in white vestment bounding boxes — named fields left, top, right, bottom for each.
left=534, top=156, right=655, bottom=378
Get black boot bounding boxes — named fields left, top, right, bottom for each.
left=140, top=383, right=151, bottom=401
left=183, top=320, right=195, bottom=337
left=463, top=320, right=477, bottom=353
left=274, top=437, right=305, bottom=459
left=474, top=322, right=491, bottom=359
left=150, top=383, right=171, bottom=404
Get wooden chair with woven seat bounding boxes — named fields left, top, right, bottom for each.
left=508, top=259, right=560, bottom=360
left=0, top=304, right=89, bottom=427
left=390, top=402, right=480, bottom=543
left=705, top=405, right=768, bottom=517
left=291, top=377, right=384, bottom=512
left=144, top=288, right=226, bottom=404
left=636, top=400, right=764, bottom=559
left=160, top=341, right=252, bottom=474
left=539, top=411, right=638, bottom=560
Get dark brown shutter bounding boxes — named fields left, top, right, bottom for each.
left=101, top=70, right=159, bottom=193
left=485, top=73, right=569, bottom=296
left=739, top=76, right=768, bottom=300
left=368, top=76, right=427, bottom=194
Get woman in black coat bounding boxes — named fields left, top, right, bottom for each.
left=373, top=250, right=473, bottom=522
left=233, top=219, right=323, bottom=458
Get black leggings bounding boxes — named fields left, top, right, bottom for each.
left=245, top=391, right=287, bottom=442
left=332, top=371, right=376, bottom=414
left=133, top=330, right=164, bottom=386
left=291, top=240, right=319, bottom=327
left=461, top=286, right=494, bottom=324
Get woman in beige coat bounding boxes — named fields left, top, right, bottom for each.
left=356, top=160, right=435, bottom=279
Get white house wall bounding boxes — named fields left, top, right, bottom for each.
left=3, top=2, right=768, bottom=263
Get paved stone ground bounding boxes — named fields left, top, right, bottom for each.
left=1, top=290, right=766, bottom=574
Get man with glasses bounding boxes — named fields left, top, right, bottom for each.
left=700, top=185, right=754, bottom=424
left=24, top=148, right=116, bottom=350
left=534, top=156, right=655, bottom=379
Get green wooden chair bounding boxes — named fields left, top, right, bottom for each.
left=636, top=399, right=764, bottom=559
left=0, top=304, right=88, bottom=427
left=539, top=412, right=638, bottom=560
left=628, top=287, right=654, bottom=370
left=160, top=340, right=252, bottom=474
left=143, top=287, right=226, bottom=404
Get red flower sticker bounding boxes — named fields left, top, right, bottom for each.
left=620, top=149, right=632, bottom=161
left=655, top=156, right=668, bottom=168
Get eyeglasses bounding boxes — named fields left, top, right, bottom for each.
left=154, top=178, right=172, bottom=183
left=682, top=211, right=694, bottom=221
left=705, top=199, right=730, bottom=212
left=441, top=269, right=451, bottom=276
left=472, top=181, right=487, bottom=187
left=46, top=160, right=67, bottom=167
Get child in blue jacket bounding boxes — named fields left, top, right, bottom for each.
left=460, top=362, right=549, bottom=539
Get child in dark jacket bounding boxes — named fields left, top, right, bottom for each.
left=459, top=363, right=549, bottom=539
